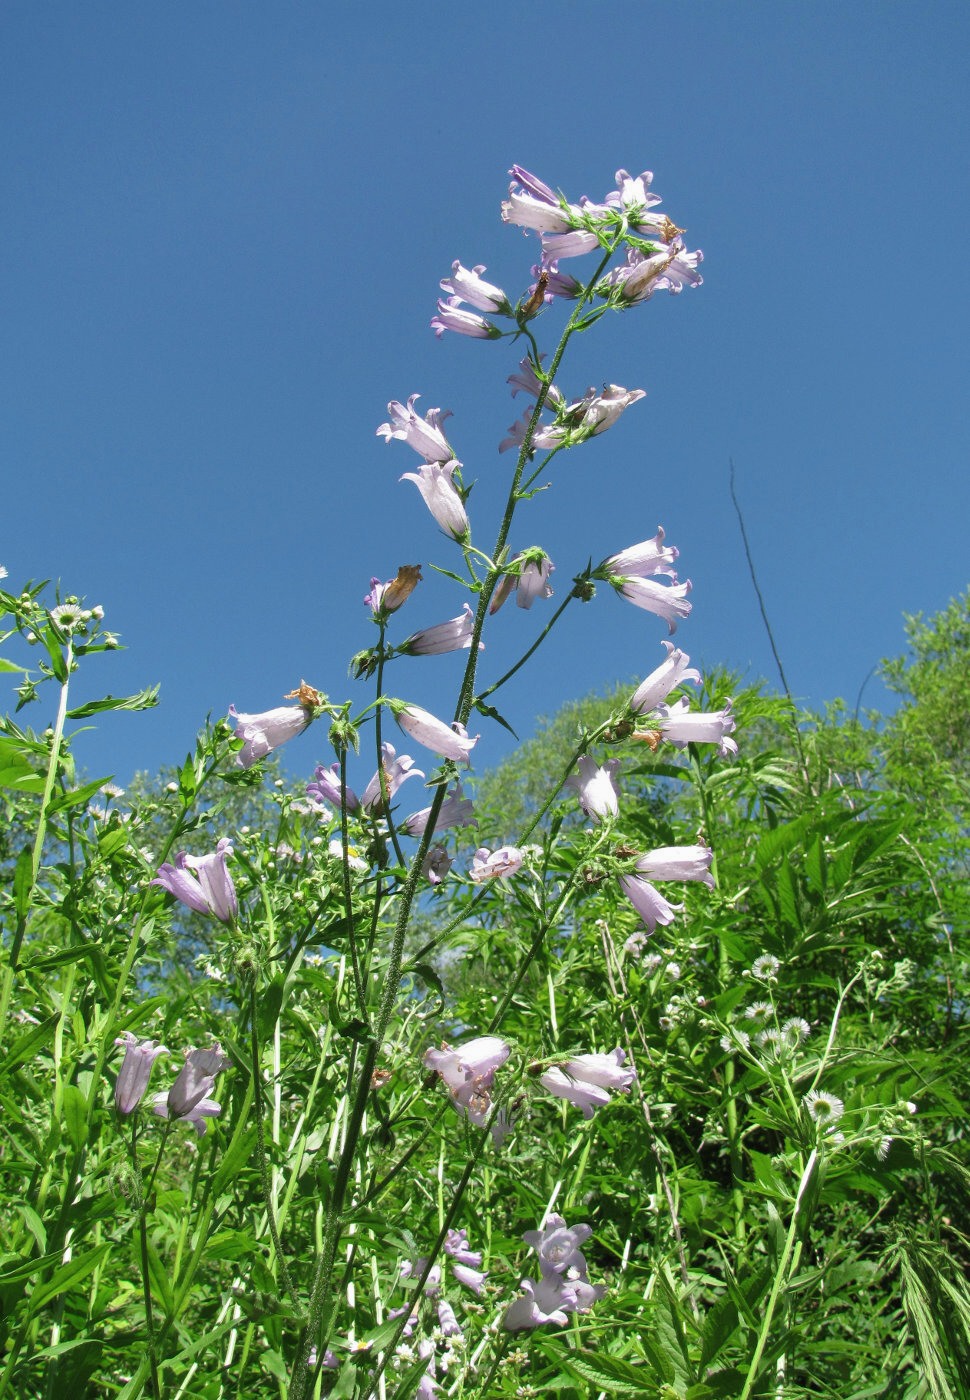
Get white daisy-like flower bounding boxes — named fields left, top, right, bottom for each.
left=804, top=1089, right=845, bottom=1126
left=665, top=961, right=682, bottom=981
left=50, top=603, right=84, bottom=632
left=0, top=565, right=8, bottom=580
left=328, top=838, right=367, bottom=872
left=877, top=1135, right=893, bottom=1161
left=751, top=954, right=781, bottom=981
left=782, top=1017, right=811, bottom=1045
left=744, top=1000, right=772, bottom=1024
left=757, top=1028, right=784, bottom=1057
left=642, top=953, right=663, bottom=974
left=623, top=931, right=648, bottom=958
left=101, top=782, right=125, bottom=800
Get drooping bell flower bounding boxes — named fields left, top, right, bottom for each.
left=393, top=702, right=479, bottom=763
left=399, top=604, right=483, bottom=656
left=229, top=703, right=310, bottom=769
left=359, top=742, right=425, bottom=815
left=566, top=756, right=621, bottom=822
left=630, top=640, right=701, bottom=715
left=377, top=394, right=454, bottom=463
left=538, top=1048, right=635, bottom=1120
left=400, top=461, right=470, bottom=541
left=153, top=1045, right=230, bottom=1136
left=152, top=839, right=238, bottom=924
left=114, top=1032, right=169, bottom=1115
left=468, top=846, right=524, bottom=882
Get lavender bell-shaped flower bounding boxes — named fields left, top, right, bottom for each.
left=393, top=703, right=479, bottom=763
left=153, top=1045, right=230, bottom=1136
left=152, top=838, right=238, bottom=924
left=114, top=1032, right=169, bottom=1115
left=566, top=756, right=621, bottom=822
left=229, top=702, right=312, bottom=768
left=402, top=784, right=476, bottom=838
left=307, top=762, right=359, bottom=814
left=619, top=843, right=714, bottom=933
left=468, top=846, right=524, bottom=881
left=399, top=604, right=483, bottom=656
left=359, top=742, right=425, bottom=815
left=630, top=640, right=701, bottom=715
left=377, top=394, right=454, bottom=463
left=539, top=1049, right=635, bottom=1120
left=399, top=461, right=470, bottom=541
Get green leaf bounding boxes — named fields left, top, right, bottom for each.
left=66, top=685, right=160, bottom=719
left=0, top=1012, right=59, bottom=1076
left=62, top=1084, right=88, bottom=1152
left=699, top=1293, right=740, bottom=1370
left=28, top=1243, right=110, bottom=1312
left=45, top=775, right=113, bottom=815
left=145, top=1236, right=176, bottom=1318
left=39, top=626, right=68, bottom=683
left=473, top=697, right=518, bottom=739
left=13, top=844, right=33, bottom=921
left=0, top=657, right=27, bottom=674
left=562, top=1350, right=655, bottom=1396
left=211, top=1127, right=258, bottom=1198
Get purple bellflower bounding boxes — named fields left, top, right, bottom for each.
left=431, top=296, right=502, bottom=339
left=539, top=1049, right=635, bottom=1120
left=153, top=1044, right=230, bottom=1136
left=424, top=1036, right=511, bottom=1132
left=507, top=354, right=564, bottom=408
left=654, top=696, right=738, bottom=757
left=422, top=845, right=453, bottom=885
left=402, top=783, right=476, bottom=838
left=393, top=703, right=479, bottom=762
left=152, top=839, right=238, bottom=924
left=489, top=551, right=554, bottom=614
left=307, top=762, right=359, bottom=813
left=229, top=703, right=311, bottom=768
left=603, top=527, right=680, bottom=578
left=504, top=1213, right=606, bottom=1331
left=439, top=260, right=511, bottom=314
left=365, top=564, right=423, bottom=616
left=619, top=843, right=714, bottom=933
left=377, top=395, right=454, bottom=463
left=400, top=461, right=470, bottom=541
left=399, top=604, right=483, bottom=656
left=359, top=742, right=425, bottom=815
left=566, top=756, right=621, bottom=822
left=469, top=846, right=525, bottom=882
left=501, top=167, right=578, bottom=235
left=630, top=641, right=701, bottom=715
left=114, top=1032, right=169, bottom=1115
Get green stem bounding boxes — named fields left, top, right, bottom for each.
left=738, top=1148, right=818, bottom=1400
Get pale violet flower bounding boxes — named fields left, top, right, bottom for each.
left=504, top=1213, right=605, bottom=1332
left=542, top=260, right=583, bottom=300
left=431, top=296, right=502, bottom=339
left=452, top=1262, right=487, bottom=1295
left=619, top=873, right=682, bottom=934
left=444, top=1230, right=482, bottom=1267
left=603, top=168, right=665, bottom=229
left=377, top=395, right=454, bottom=463
left=540, top=229, right=601, bottom=260
left=439, top=261, right=510, bottom=314
left=566, top=756, right=621, bottom=822
left=613, top=575, right=692, bottom=632
left=498, top=411, right=567, bottom=455
left=424, top=1036, right=510, bottom=1130
left=152, top=839, right=238, bottom=924
left=507, top=354, right=564, bottom=408
left=539, top=1049, right=635, bottom=1119
left=153, top=1045, right=230, bottom=1137
left=634, top=845, right=714, bottom=888
left=230, top=704, right=310, bottom=768
left=630, top=641, right=701, bottom=715
left=656, top=695, right=738, bottom=757
left=394, top=703, right=479, bottom=763
left=359, top=742, right=425, bottom=815
left=307, top=762, right=359, bottom=813
left=602, top=527, right=680, bottom=579
left=422, top=845, right=453, bottom=885
left=399, top=604, right=483, bottom=656
left=561, top=383, right=646, bottom=440
left=114, top=1033, right=169, bottom=1115
left=402, top=784, right=476, bottom=838
left=489, top=551, right=555, bottom=614
left=501, top=166, right=577, bottom=234
left=400, top=461, right=469, bottom=541
left=469, top=846, right=524, bottom=882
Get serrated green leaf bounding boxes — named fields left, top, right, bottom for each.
left=562, top=1349, right=654, bottom=1396
left=0, top=1012, right=59, bottom=1076
left=66, top=685, right=160, bottom=719
left=46, top=775, right=113, bottom=815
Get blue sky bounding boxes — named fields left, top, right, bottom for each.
left=2, top=2, right=968, bottom=791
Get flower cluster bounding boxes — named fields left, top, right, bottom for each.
left=504, top=1214, right=606, bottom=1331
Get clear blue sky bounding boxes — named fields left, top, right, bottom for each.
left=2, top=2, right=968, bottom=789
